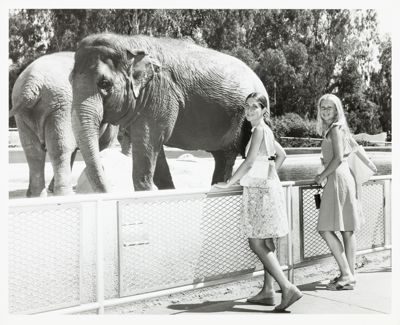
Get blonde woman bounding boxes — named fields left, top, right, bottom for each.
left=315, top=94, right=375, bottom=290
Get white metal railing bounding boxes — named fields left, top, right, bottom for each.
left=8, top=175, right=391, bottom=314
left=280, top=136, right=392, bottom=145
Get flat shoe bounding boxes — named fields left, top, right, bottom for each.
left=329, top=275, right=341, bottom=284
left=274, top=286, right=303, bottom=311
left=329, top=275, right=356, bottom=285
left=327, top=282, right=355, bottom=291
left=246, top=296, right=276, bottom=306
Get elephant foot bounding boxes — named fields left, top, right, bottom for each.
left=48, top=179, right=55, bottom=193
left=27, top=188, right=48, bottom=198
left=53, top=186, right=74, bottom=196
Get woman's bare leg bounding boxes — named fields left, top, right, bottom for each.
left=319, top=231, right=355, bottom=283
left=248, top=239, right=276, bottom=300
left=249, top=238, right=302, bottom=309
left=341, top=231, right=356, bottom=279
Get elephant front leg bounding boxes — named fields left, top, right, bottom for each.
left=99, top=123, right=119, bottom=151
left=129, top=123, right=164, bottom=191
left=131, top=150, right=157, bottom=191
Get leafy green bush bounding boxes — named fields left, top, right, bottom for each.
left=271, top=112, right=321, bottom=147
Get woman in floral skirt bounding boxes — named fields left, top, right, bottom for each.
left=214, top=92, right=302, bottom=311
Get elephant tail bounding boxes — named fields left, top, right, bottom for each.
left=10, top=81, right=42, bottom=118
left=239, top=118, right=252, bottom=159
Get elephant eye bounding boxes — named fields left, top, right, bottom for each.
left=97, top=78, right=113, bottom=92
left=97, top=77, right=113, bottom=97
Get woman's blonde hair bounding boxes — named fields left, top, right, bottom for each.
left=316, top=93, right=350, bottom=137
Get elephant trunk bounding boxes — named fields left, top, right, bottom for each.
left=72, top=86, right=111, bottom=193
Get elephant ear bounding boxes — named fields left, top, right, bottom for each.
left=126, top=49, right=161, bottom=99
left=126, top=49, right=147, bottom=64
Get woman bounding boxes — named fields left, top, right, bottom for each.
left=214, top=92, right=302, bottom=311
left=314, top=93, right=375, bottom=290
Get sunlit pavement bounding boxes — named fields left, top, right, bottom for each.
left=168, top=266, right=391, bottom=314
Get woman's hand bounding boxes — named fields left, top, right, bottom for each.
left=314, top=174, right=325, bottom=185
left=213, top=182, right=231, bottom=189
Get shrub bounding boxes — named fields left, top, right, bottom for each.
left=271, top=112, right=321, bottom=147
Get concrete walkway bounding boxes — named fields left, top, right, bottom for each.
left=167, top=266, right=391, bottom=314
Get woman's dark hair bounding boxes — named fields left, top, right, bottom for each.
left=245, top=92, right=272, bottom=127
left=240, top=92, right=272, bottom=158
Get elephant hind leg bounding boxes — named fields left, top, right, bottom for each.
left=16, top=117, right=47, bottom=197
left=210, top=150, right=237, bottom=185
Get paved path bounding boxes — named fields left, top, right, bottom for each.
left=167, top=266, right=391, bottom=314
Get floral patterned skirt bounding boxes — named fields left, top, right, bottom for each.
left=242, top=179, right=289, bottom=239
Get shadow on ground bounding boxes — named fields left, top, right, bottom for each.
left=9, top=189, right=26, bottom=198
left=166, top=300, right=290, bottom=314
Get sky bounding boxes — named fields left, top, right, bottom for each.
left=375, top=8, right=393, bottom=36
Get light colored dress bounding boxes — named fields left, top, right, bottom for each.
left=317, top=126, right=361, bottom=231
left=241, top=124, right=289, bottom=239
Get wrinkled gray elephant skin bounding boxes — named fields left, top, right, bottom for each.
left=10, top=52, right=119, bottom=197
left=71, top=33, right=268, bottom=192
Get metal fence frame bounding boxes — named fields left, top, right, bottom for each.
left=8, top=175, right=391, bottom=314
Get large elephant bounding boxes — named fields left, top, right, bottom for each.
left=10, top=52, right=120, bottom=197
left=71, top=33, right=267, bottom=192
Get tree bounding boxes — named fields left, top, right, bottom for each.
left=8, top=9, right=390, bottom=134
left=369, top=37, right=391, bottom=134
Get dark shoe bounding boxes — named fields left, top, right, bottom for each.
left=327, top=282, right=355, bottom=291
left=329, top=275, right=341, bottom=284
left=329, top=274, right=356, bottom=285
left=246, top=296, right=276, bottom=306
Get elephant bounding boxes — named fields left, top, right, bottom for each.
left=71, top=33, right=267, bottom=192
left=9, top=52, right=120, bottom=197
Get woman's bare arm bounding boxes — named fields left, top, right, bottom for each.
left=274, top=140, right=286, bottom=170
left=318, top=126, right=344, bottom=181
left=226, top=126, right=263, bottom=186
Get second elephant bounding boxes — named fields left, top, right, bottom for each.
left=10, top=52, right=120, bottom=197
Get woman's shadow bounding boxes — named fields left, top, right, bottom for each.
left=166, top=278, right=346, bottom=314
left=167, top=300, right=281, bottom=313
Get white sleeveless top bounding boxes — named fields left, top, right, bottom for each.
left=245, top=124, right=276, bottom=158
left=240, top=124, right=276, bottom=187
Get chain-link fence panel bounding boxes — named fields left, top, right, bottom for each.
left=300, top=186, right=331, bottom=259
left=194, top=194, right=262, bottom=279
left=118, top=195, right=205, bottom=296
left=356, top=181, right=385, bottom=250
left=118, top=192, right=268, bottom=297
left=300, top=180, right=386, bottom=261
left=8, top=204, right=81, bottom=314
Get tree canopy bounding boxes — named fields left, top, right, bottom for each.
left=8, top=9, right=391, bottom=136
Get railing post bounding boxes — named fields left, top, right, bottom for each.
left=96, top=199, right=105, bottom=314
left=286, top=185, right=294, bottom=283
left=383, top=180, right=391, bottom=249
